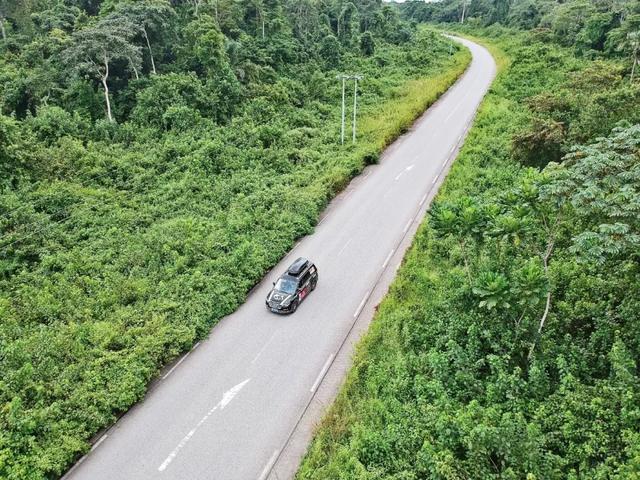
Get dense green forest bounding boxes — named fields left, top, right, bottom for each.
left=404, top=0, right=640, bottom=64
left=298, top=1, right=640, bottom=479
left=0, top=1, right=471, bottom=478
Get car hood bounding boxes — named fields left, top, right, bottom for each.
left=267, top=289, right=294, bottom=305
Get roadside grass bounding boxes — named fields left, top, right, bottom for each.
left=359, top=47, right=471, bottom=153
left=317, top=41, right=471, bottom=198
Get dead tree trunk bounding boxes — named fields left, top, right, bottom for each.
left=101, top=55, right=113, bottom=122
left=528, top=240, right=554, bottom=361
left=143, top=27, right=156, bottom=74
left=128, top=56, right=139, bottom=79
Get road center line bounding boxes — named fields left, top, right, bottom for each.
left=394, top=172, right=403, bottom=181
left=353, top=290, right=371, bottom=318
left=444, top=107, right=457, bottom=122
left=310, top=353, right=335, bottom=393
left=158, top=428, right=197, bottom=472
left=157, top=379, right=251, bottom=472
left=257, top=450, right=280, bottom=480
left=337, top=238, right=352, bottom=256
left=251, top=331, right=278, bottom=364
left=445, top=101, right=462, bottom=122
left=446, top=82, right=477, bottom=122
left=382, top=249, right=395, bottom=269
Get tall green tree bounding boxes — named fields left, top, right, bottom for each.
left=618, top=30, right=640, bottom=81
left=360, top=30, right=375, bottom=55
left=338, top=2, right=358, bottom=44
left=61, top=17, right=141, bottom=121
left=286, top=0, right=320, bottom=44
left=113, top=0, right=175, bottom=75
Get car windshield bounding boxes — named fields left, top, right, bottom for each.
left=274, top=278, right=297, bottom=295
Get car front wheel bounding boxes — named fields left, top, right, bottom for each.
left=290, top=299, right=299, bottom=313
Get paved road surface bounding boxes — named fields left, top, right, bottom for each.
left=63, top=36, right=496, bottom=480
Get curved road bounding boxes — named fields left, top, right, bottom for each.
left=63, top=37, right=496, bottom=480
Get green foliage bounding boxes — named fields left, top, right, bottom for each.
left=130, top=72, right=213, bottom=129
left=0, top=1, right=470, bottom=477
left=319, top=33, right=341, bottom=67
left=60, top=15, right=142, bottom=121
left=26, top=105, right=87, bottom=144
left=298, top=30, right=640, bottom=480
left=542, top=124, right=640, bottom=264
left=402, top=0, right=640, bottom=76
left=0, top=113, right=32, bottom=190
left=473, top=271, right=511, bottom=310
left=360, top=31, right=375, bottom=56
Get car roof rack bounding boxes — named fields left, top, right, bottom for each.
left=287, top=257, right=309, bottom=276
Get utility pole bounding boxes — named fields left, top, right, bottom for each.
left=337, top=74, right=347, bottom=144
left=352, top=75, right=362, bottom=144
left=336, top=73, right=363, bottom=145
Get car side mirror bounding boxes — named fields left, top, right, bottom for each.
left=272, top=281, right=275, bottom=286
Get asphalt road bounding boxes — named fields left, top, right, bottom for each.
left=63, top=36, right=496, bottom=480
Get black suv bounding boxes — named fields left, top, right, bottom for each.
left=266, top=257, right=318, bottom=314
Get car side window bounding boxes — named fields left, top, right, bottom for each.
left=300, top=271, right=311, bottom=286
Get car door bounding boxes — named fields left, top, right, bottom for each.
left=309, top=265, right=318, bottom=286
left=298, top=270, right=312, bottom=301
